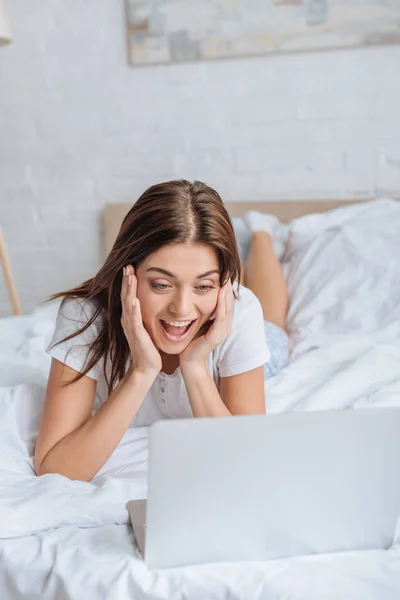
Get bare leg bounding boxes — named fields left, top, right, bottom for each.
left=243, top=232, right=288, bottom=331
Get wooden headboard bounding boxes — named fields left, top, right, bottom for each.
left=103, top=198, right=371, bottom=259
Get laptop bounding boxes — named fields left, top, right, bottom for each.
left=127, top=408, right=400, bottom=569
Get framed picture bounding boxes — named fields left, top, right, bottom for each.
left=126, top=0, right=400, bottom=66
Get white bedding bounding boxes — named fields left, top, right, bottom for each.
left=1, top=199, right=400, bottom=599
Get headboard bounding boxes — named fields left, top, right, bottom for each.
left=103, top=198, right=371, bottom=259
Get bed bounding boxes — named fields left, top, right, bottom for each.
left=1, top=197, right=400, bottom=600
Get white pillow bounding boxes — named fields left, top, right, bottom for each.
left=285, top=198, right=400, bottom=353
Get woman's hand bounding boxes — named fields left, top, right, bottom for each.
left=179, top=279, right=234, bottom=371
left=120, top=265, right=162, bottom=377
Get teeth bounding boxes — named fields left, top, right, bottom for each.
left=163, top=320, right=192, bottom=327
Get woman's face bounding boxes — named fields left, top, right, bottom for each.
left=135, top=243, right=221, bottom=355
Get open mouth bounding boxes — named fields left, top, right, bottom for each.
left=159, top=319, right=197, bottom=343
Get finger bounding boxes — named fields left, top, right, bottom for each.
left=223, top=282, right=230, bottom=318
left=132, top=297, right=149, bottom=340
left=226, top=279, right=234, bottom=315
left=121, top=267, right=129, bottom=302
left=219, top=280, right=231, bottom=320
left=132, top=295, right=140, bottom=325
left=125, top=265, right=138, bottom=313
left=216, top=284, right=226, bottom=320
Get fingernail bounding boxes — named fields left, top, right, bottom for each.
left=132, top=298, right=136, bottom=307
left=123, top=267, right=126, bottom=276
left=128, top=275, right=132, bottom=286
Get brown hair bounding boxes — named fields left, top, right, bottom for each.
left=47, top=179, right=242, bottom=392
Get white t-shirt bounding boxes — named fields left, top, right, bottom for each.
left=46, top=283, right=270, bottom=427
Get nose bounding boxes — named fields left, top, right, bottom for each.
left=168, top=289, right=194, bottom=318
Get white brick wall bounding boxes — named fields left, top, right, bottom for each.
left=1, top=0, right=400, bottom=316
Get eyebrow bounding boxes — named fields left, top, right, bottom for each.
left=146, top=267, right=220, bottom=279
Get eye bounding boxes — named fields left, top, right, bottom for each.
left=197, top=285, right=215, bottom=292
left=151, top=283, right=171, bottom=291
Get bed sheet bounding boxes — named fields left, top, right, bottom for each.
left=1, top=199, right=400, bottom=599
left=1, top=525, right=400, bottom=600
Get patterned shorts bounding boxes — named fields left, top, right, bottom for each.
left=263, top=320, right=289, bottom=380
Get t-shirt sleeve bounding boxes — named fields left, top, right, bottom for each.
left=45, top=297, right=104, bottom=381
left=216, top=287, right=271, bottom=378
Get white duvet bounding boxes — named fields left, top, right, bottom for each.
left=1, top=199, right=400, bottom=599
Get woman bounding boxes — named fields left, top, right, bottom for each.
left=35, top=180, right=289, bottom=482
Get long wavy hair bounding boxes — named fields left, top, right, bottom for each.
left=47, top=179, right=242, bottom=392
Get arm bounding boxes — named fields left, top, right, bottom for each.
left=181, top=364, right=231, bottom=418
left=35, top=358, right=156, bottom=482
left=181, top=363, right=265, bottom=418
left=219, top=365, right=266, bottom=415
